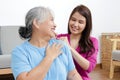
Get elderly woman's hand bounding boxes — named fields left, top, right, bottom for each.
left=46, top=43, right=63, bottom=60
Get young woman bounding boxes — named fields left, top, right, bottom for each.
left=57, top=5, right=99, bottom=80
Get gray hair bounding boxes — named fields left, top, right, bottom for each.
left=25, top=6, right=53, bottom=27
left=19, top=6, right=53, bottom=39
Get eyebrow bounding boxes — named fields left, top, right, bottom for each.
left=71, top=16, right=85, bottom=21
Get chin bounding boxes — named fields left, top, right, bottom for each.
left=49, top=34, right=55, bottom=38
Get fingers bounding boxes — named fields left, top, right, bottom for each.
left=46, top=43, right=63, bottom=50
left=52, top=43, right=63, bottom=49
left=46, top=44, right=50, bottom=50
left=57, top=37, right=68, bottom=41
left=46, top=42, right=63, bottom=60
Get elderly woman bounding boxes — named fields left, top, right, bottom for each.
left=11, top=6, right=82, bottom=80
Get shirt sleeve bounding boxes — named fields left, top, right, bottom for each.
left=11, top=47, right=31, bottom=79
left=86, top=38, right=99, bottom=73
left=63, top=42, right=75, bottom=72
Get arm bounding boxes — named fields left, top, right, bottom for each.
left=67, top=69, right=82, bottom=80
left=71, top=38, right=99, bottom=72
left=17, top=56, right=54, bottom=80
left=58, top=37, right=89, bottom=70
left=70, top=47, right=90, bottom=70
left=12, top=43, right=62, bottom=80
left=59, top=37, right=98, bottom=71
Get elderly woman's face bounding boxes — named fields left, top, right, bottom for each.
left=37, top=15, right=56, bottom=38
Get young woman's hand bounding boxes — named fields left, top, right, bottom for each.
left=58, top=37, right=70, bottom=48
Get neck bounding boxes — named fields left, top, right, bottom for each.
left=70, top=34, right=81, bottom=49
left=29, top=33, right=51, bottom=48
left=70, top=34, right=81, bottom=41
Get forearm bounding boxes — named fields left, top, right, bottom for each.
left=67, top=69, right=82, bottom=80
left=17, top=56, right=54, bottom=80
left=70, top=47, right=89, bottom=70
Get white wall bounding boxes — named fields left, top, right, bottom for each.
left=0, top=0, right=120, bottom=63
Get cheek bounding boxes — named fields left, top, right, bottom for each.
left=68, top=22, right=73, bottom=28
left=42, top=27, right=50, bottom=34
left=80, top=25, right=86, bottom=31
left=69, top=21, right=74, bottom=25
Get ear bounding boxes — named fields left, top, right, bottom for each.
left=33, top=19, right=39, bottom=29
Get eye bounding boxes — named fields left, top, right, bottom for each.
left=79, top=20, right=84, bottom=24
left=51, top=18, right=54, bottom=21
left=71, top=17, right=76, bottom=21
left=51, top=17, right=54, bottom=21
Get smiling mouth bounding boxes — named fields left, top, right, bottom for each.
left=51, top=28, right=55, bottom=32
left=71, top=28, right=77, bottom=31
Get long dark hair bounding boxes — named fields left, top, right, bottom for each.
left=68, top=5, right=95, bottom=57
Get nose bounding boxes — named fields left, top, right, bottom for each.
left=74, top=21, right=79, bottom=27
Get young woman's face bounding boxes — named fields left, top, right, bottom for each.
left=69, top=12, right=86, bottom=35
left=38, top=15, right=56, bottom=38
